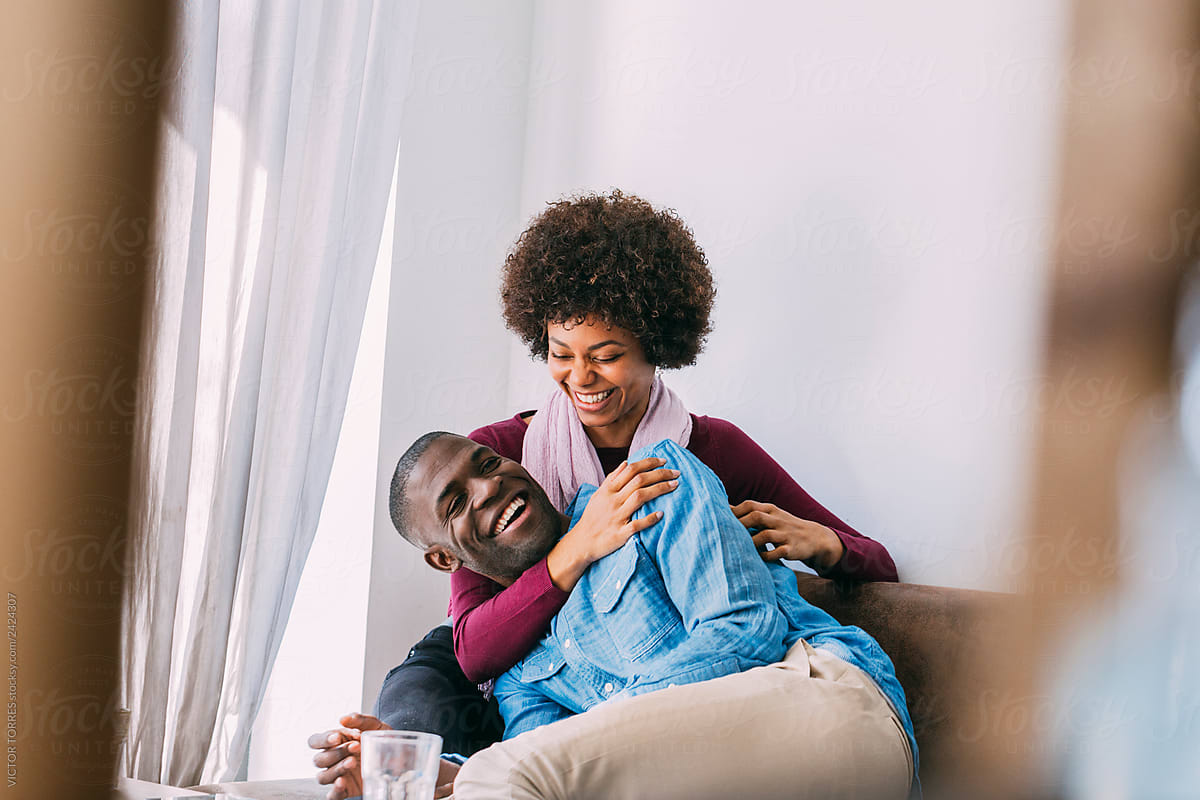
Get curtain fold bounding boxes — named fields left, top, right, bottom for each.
left=122, top=0, right=418, bottom=785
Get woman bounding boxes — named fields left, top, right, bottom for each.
left=342, top=191, right=898, bottom=786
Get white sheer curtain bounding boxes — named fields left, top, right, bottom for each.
left=122, top=0, right=417, bottom=786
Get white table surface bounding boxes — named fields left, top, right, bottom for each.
left=116, top=777, right=209, bottom=798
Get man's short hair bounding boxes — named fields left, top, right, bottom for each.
left=389, top=431, right=455, bottom=546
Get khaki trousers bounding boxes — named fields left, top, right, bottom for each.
left=453, top=640, right=913, bottom=800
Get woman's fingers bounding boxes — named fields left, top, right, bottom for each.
left=615, top=467, right=679, bottom=505
left=627, top=455, right=667, bottom=473
left=752, top=528, right=819, bottom=561
left=751, top=529, right=783, bottom=550
left=605, top=457, right=668, bottom=492
left=594, top=511, right=663, bottom=555
left=738, top=509, right=775, bottom=530
left=568, top=457, right=679, bottom=566
left=619, top=478, right=678, bottom=516
left=601, top=460, right=631, bottom=487
left=627, top=510, right=664, bottom=533
left=751, top=528, right=800, bottom=560
left=732, top=499, right=777, bottom=521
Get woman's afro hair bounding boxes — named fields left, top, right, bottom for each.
left=500, top=190, right=716, bottom=369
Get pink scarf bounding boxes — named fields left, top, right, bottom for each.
left=522, top=375, right=693, bottom=511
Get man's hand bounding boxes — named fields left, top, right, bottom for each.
left=546, top=456, right=679, bottom=591
left=308, top=712, right=390, bottom=800
left=433, top=758, right=460, bottom=798
left=731, top=500, right=845, bottom=572
left=309, top=713, right=462, bottom=799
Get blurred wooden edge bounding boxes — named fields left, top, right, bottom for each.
left=930, top=1, right=1200, bottom=797
left=0, top=3, right=169, bottom=799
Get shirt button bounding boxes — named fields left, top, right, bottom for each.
left=564, top=639, right=572, bottom=649
left=603, top=682, right=614, bottom=694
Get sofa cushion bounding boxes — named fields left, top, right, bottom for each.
left=794, top=572, right=1013, bottom=777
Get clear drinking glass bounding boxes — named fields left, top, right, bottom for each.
left=360, top=730, right=443, bottom=800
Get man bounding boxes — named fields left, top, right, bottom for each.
left=312, top=432, right=916, bottom=799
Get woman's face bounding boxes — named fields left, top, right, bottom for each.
left=546, top=317, right=656, bottom=448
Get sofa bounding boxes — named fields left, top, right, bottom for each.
left=192, top=573, right=1011, bottom=798
left=793, top=572, right=1013, bottom=782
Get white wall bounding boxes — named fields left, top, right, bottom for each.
left=507, top=0, right=1070, bottom=590
left=362, top=0, right=1071, bottom=713
left=362, top=0, right=537, bottom=710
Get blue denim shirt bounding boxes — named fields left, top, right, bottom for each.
left=494, top=440, right=918, bottom=774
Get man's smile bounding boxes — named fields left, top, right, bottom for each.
left=490, top=492, right=528, bottom=537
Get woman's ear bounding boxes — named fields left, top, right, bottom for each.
left=424, top=545, right=461, bottom=574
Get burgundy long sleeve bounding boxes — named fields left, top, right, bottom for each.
left=690, top=416, right=899, bottom=583
left=449, top=557, right=568, bottom=683
left=449, top=412, right=898, bottom=683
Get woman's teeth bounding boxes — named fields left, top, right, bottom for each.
left=494, top=496, right=526, bottom=536
left=575, top=388, right=615, bottom=405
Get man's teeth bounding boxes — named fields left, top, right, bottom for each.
left=576, top=388, right=615, bottom=404
left=494, top=496, right=526, bottom=535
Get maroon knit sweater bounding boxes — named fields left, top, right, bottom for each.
left=451, top=412, right=898, bottom=682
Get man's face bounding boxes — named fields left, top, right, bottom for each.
left=407, top=435, right=563, bottom=584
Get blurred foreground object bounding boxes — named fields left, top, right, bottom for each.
left=0, top=2, right=167, bottom=799
left=932, top=0, right=1200, bottom=796
left=1049, top=284, right=1200, bottom=796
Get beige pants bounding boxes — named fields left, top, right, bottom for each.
left=453, top=640, right=913, bottom=800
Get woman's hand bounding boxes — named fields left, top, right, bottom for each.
left=731, top=500, right=846, bottom=573
left=546, top=457, right=680, bottom=591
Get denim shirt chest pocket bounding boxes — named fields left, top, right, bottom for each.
left=582, top=536, right=681, bottom=661
left=519, top=646, right=566, bottom=683
left=512, top=644, right=570, bottom=708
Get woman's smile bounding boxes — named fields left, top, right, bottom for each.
left=546, top=317, right=656, bottom=448
left=571, top=386, right=616, bottom=411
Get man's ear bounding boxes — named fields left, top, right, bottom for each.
left=424, top=545, right=461, bottom=574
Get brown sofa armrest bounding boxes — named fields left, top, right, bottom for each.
left=793, top=572, right=1014, bottom=777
